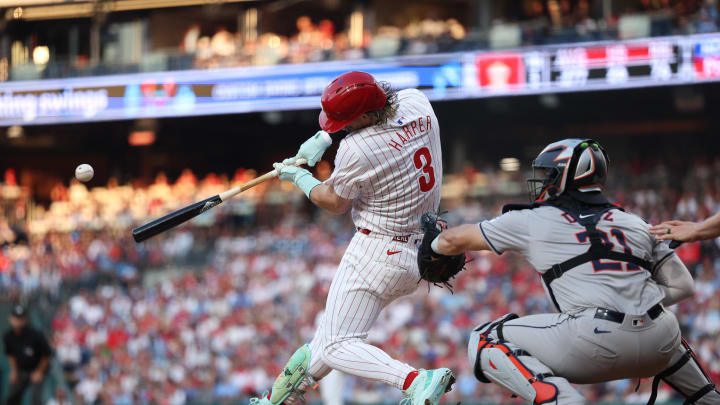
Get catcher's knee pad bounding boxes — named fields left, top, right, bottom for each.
left=468, top=313, right=519, bottom=383
left=468, top=314, right=557, bottom=405
left=647, top=338, right=719, bottom=405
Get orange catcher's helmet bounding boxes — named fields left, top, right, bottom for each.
left=318, top=71, right=388, bottom=133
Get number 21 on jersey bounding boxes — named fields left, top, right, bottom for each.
left=575, top=228, right=642, bottom=272
left=413, top=147, right=435, bottom=192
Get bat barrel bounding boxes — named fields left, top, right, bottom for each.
left=132, top=195, right=222, bottom=242
left=132, top=159, right=307, bottom=242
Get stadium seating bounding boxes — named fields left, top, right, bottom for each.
left=2, top=158, right=717, bottom=404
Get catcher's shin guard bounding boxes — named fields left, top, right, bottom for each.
left=647, top=338, right=719, bottom=405
left=468, top=314, right=558, bottom=405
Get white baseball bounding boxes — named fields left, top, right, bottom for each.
left=75, top=164, right=94, bottom=182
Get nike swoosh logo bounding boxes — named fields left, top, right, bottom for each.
left=594, top=327, right=611, bottom=334
left=387, top=250, right=401, bottom=255
left=579, top=214, right=594, bottom=219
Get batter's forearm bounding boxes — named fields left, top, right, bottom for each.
left=309, top=184, right=352, bottom=214
left=435, top=224, right=491, bottom=255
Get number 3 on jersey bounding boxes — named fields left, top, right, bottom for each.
left=413, top=147, right=435, bottom=192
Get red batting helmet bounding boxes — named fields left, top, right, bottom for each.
left=318, top=71, right=388, bottom=133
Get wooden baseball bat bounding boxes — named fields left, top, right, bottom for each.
left=132, top=159, right=307, bottom=243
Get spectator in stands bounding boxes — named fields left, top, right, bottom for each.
left=574, top=0, right=599, bottom=40
left=181, top=23, right=201, bottom=54
left=74, top=360, right=103, bottom=404
left=46, top=388, right=71, bottom=405
left=3, top=304, right=52, bottom=405
left=211, top=26, right=236, bottom=58
left=696, top=0, right=720, bottom=32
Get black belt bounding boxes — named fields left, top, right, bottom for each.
left=594, top=303, right=664, bottom=324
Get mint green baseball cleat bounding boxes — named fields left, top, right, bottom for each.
left=400, top=368, right=455, bottom=405
left=249, top=344, right=316, bottom=405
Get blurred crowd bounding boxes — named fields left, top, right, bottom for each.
left=0, top=155, right=715, bottom=404
left=504, top=0, right=720, bottom=45
left=185, top=16, right=467, bottom=69
left=10, top=0, right=720, bottom=81
left=179, top=0, right=720, bottom=69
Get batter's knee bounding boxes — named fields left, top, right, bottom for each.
left=317, top=338, right=352, bottom=368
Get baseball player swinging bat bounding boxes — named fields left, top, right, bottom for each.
left=131, top=158, right=308, bottom=243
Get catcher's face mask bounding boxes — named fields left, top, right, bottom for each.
left=527, top=166, right=562, bottom=202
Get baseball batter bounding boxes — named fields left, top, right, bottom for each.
left=419, top=139, right=718, bottom=404
left=250, top=71, right=454, bottom=405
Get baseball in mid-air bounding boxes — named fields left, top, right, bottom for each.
left=75, top=164, right=94, bottom=182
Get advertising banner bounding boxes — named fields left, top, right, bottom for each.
left=1, top=33, right=719, bottom=126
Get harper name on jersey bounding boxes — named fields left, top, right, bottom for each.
left=387, top=115, right=433, bottom=151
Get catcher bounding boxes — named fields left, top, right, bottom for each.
left=417, top=139, right=719, bottom=404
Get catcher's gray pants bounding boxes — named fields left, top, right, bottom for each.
left=472, top=307, right=681, bottom=404
left=648, top=339, right=720, bottom=405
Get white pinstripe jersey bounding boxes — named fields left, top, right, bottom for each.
left=324, top=89, right=442, bottom=235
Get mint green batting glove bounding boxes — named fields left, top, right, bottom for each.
left=274, top=163, right=321, bottom=198
left=284, top=131, right=332, bottom=167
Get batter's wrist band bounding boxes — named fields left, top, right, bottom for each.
left=431, top=236, right=441, bottom=254
left=317, top=130, right=332, bottom=147
left=295, top=173, right=322, bottom=198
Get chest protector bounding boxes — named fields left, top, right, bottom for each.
left=502, top=202, right=654, bottom=312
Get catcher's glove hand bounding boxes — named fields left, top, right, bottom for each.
left=417, top=211, right=467, bottom=291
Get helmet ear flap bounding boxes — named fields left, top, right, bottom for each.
left=573, top=148, right=595, bottom=180
left=568, top=140, right=608, bottom=192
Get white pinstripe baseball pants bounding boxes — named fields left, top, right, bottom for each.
left=307, top=231, right=423, bottom=389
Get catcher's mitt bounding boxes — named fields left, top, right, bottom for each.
left=417, top=211, right=467, bottom=291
